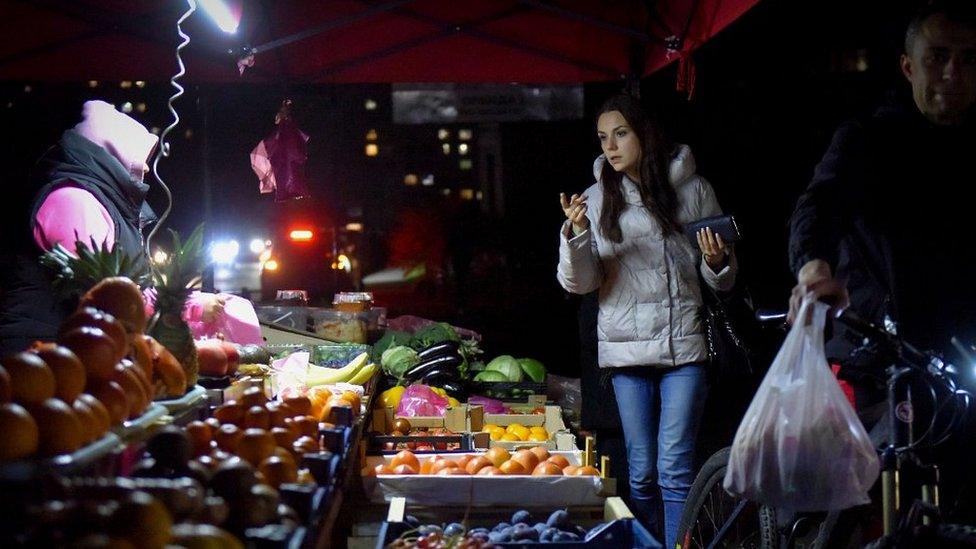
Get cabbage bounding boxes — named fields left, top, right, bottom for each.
left=381, top=345, right=419, bottom=380
left=485, top=355, right=523, bottom=382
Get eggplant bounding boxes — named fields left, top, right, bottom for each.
left=439, top=380, right=466, bottom=400
left=421, top=370, right=461, bottom=390
left=417, top=340, right=461, bottom=360
left=403, top=354, right=463, bottom=382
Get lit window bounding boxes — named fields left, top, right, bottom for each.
left=438, top=128, right=450, bottom=141
left=404, top=174, right=419, bottom=186
left=136, top=103, right=147, bottom=113
left=121, top=102, right=133, bottom=113
left=263, top=259, right=279, bottom=271
left=364, top=99, right=377, bottom=111
left=365, top=143, right=379, bottom=157
left=476, top=191, right=483, bottom=200
left=135, top=81, right=146, bottom=88
left=458, top=143, right=469, bottom=155
left=441, top=188, right=451, bottom=196
left=460, top=188, right=474, bottom=200
left=87, top=80, right=99, bottom=88
left=459, top=129, right=472, bottom=141
left=442, top=143, right=451, bottom=155
left=120, top=81, right=133, bottom=89
left=422, top=174, right=435, bottom=186
left=459, top=159, right=473, bottom=170
left=23, top=85, right=32, bottom=93
left=184, top=129, right=194, bottom=139
left=366, top=129, right=377, bottom=141
left=150, top=127, right=161, bottom=135
left=345, top=222, right=364, bottom=232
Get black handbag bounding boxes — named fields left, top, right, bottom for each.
left=700, top=280, right=758, bottom=378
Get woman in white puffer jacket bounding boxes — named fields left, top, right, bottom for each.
left=557, top=94, right=736, bottom=548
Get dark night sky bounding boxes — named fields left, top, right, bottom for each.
left=0, top=0, right=925, bottom=375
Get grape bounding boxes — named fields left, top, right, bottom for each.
left=444, top=522, right=465, bottom=536
left=418, top=524, right=443, bottom=537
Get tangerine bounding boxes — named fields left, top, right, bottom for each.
left=529, top=446, right=551, bottom=463
left=111, top=363, right=147, bottom=418
left=465, top=456, right=493, bottom=475
left=532, top=462, right=564, bottom=476
left=241, top=386, right=267, bottom=408
left=30, top=398, right=84, bottom=456
left=87, top=380, right=129, bottom=425
left=476, top=466, right=503, bottom=476
left=392, top=464, right=418, bottom=475
left=430, top=459, right=459, bottom=474
left=271, top=426, right=297, bottom=449
left=484, top=447, right=511, bottom=468
left=79, top=277, right=146, bottom=335
left=573, top=466, right=601, bottom=476
left=2, top=352, right=55, bottom=405
left=31, top=344, right=86, bottom=403
left=435, top=466, right=468, bottom=475
left=390, top=450, right=420, bottom=471
left=498, top=459, right=527, bottom=475
left=214, top=423, right=243, bottom=453
left=213, top=401, right=245, bottom=426
left=59, top=327, right=117, bottom=382
left=59, top=307, right=127, bottom=363
left=0, top=402, right=39, bottom=460
left=185, top=420, right=214, bottom=457
left=562, top=465, right=579, bottom=475
left=258, top=455, right=298, bottom=488
left=512, top=449, right=540, bottom=472
left=77, top=393, right=111, bottom=435
left=283, top=395, right=312, bottom=416
left=71, top=396, right=100, bottom=443
left=545, top=455, right=571, bottom=469
left=244, top=406, right=271, bottom=430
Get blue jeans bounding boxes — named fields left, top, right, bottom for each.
left=612, top=363, right=708, bottom=549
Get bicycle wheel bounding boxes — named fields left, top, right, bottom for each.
left=676, top=447, right=777, bottom=549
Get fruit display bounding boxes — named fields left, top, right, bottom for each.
left=367, top=448, right=598, bottom=477
left=482, top=423, right=549, bottom=443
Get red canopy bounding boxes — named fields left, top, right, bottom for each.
left=0, top=0, right=758, bottom=83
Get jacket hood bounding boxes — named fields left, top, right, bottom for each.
left=592, top=143, right=697, bottom=186
left=73, top=100, right=158, bottom=179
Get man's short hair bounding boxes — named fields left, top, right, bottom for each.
left=904, top=0, right=976, bottom=54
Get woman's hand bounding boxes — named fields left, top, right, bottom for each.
left=201, top=294, right=228, bottom=323
left=559, top=192, right=590, bottom=235
left=697, top=227, right=728, bottom=270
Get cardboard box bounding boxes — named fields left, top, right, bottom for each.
left=371, top=404, right=475, bottom=434
left=475, top=398, right=576, bottom=451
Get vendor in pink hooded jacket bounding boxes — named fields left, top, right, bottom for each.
left=0, top=100, right=260, bottom=354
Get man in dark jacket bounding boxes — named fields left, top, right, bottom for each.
left=788, top=0, right=976, bottom=523
left=789, top=0, right=976, bottom=405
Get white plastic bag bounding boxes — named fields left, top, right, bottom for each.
left=723, top=296, right=880, bottom=512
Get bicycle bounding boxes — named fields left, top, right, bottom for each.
left=676, top=306, right=976, bottom=549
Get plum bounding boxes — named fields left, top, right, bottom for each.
left=546, top=509, right=569, bottom=529
left=492, top=522, right=511, bottom=533
left=533, top=522, right=547, bottom=534
left=418, top=524, right=442, bottom=537
left=405, top=515, right=421, bottom=527
left=511, top=509, right=533, bottom=525
left=444, top=522, right=465, bottom=536
left=554, top=531, right=581, bottom=542
left=540, top=527, right=558, bottom=542
left=512, top=524, right=539, bottom=541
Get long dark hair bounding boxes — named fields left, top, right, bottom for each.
left=596, top=94, right=680, bottom=243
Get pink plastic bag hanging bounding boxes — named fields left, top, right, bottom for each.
left=250, top=100, right=310, bottom=202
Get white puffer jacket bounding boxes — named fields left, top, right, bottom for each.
left=557, top=145, right=736, bottom=368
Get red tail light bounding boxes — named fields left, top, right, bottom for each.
left=289, top=229, right=313, bottom=242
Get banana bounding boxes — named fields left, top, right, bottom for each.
left=347, top=362, right=378, bottom=385
left=306, top=361, right=363, bottom=386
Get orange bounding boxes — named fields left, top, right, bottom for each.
left=532, top=462, right=563, bottom=476
left=79, top=277, right=146, bottom=335
left=465, top=456, right=493, bottom=475
left=31, top=343, right=86, bottom=403
left=574, top=466, right=601, bottom=476
left=529, top=446, right=551, bottom=463
left=244, top=406, right=271, bottom=430
left=241, top=386, right=267, bottom=408
left=430, top=459, right=459, bottom=474
left=111, top=363, right=147, bottom=418
left=0, top=402, right=39, bottom=460
left=129, top=335, right=154, bottom=383
left=500, top=433, right=520, bottom=442
left=2, top=352, right=56, bottom=406
left=292, top=435, right=319, bottom=455
left=30, top=398, right=84, bottom=456
left=340, top=390, right=361, bottom=411
left=512, top=449, right=540, bottom=472
left=546, top=455, right=570, bottom=469
left=185, top=420, right=213, bottom=457
left=107, top=490, right=172, bottom=549
left=436, top=466, right=468, bottom=475
left=476, top=466, right=503, bottom=476
left=214, top=423, right=243, bottom=453
left=373, top=464, right=394, bottom=475
left=291, top=416, right=318, bottom=438
left=562, top=465, right=579, bottom=475
left=77, top=393, right=111, bottom=435
left=484, top=447, right=511, bottom=468
left=59, top=326, right=118, bottom=382
left=283, top=395, right=312, bottom=416
left=258, top=455, right=298, bottom=488
left=390, top=450, right=420, bottom=471
left=321, top=396, right=352, bottom=423
left=213, top=401, right=245, bottom=426
left=71, top=397, right=100, bottom=443
left=59, top=307, right=127, bottom=363
left=455, top=454, right=475, bottom=471
left=498, top=459, right=526, bottom=475
left=237, top=428, right=276, bottom=466
left=0, top=365, right=10, bottom=403
left=86, top=380, right=129, bottom=425
left=121, top=359, right=152, bottom=402
left=392, top=464, right=418, bottom=475
left=148, top=338, right=186, bottom=397
left=418, top=458, right=435, bottom=474
left=271, top=426, right=297, bottom=449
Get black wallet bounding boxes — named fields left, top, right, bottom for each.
left=684, top=215, right=741, bottom=248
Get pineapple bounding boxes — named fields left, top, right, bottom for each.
left=147, top=224, right=208, bottom=388
left=40, top=237, right=151, bottom=297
